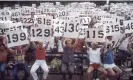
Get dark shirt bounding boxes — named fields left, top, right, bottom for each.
left=62, top=46, right=74, bottom=64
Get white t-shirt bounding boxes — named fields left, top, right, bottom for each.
left=87, top=48, right=101, bottom=64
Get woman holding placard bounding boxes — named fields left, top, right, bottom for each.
left=61, top=37, right=79, bottom=80
left=7, top=45, right=30, bottom=80
left=103, top=36, right=122, bottom=80
left=0, top=43, right=8, bottom=80
left=85, top=40, right=107, bottom=80
left=30, top=41, right=49, bottom=80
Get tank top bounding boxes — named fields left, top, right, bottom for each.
left=36, top=48, right=46, bottom=60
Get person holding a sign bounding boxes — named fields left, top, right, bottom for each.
left=7, top=45, right=30, bottom=80
left=61, top=34, right=80, bottom=80
left=85, top=41, right=107, bottom=80
left=103, top=36, right=122, bottom=80
left=30, top=41, right=49, bottom=80
left=0, top=43, right=9, bottom=80
left=127, top=36, right=133, bottom=68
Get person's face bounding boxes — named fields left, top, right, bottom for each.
left=91, top=43, right=98, bottom=49
left=0, top=45, right=5, bottom=50
left=66, top=41, right=72, bottom=47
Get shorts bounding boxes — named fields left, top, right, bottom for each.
left=90, top=63, right=100, bottom=70
left=103, top=63, right=116, bottom=69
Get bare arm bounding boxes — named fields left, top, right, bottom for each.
left=23, top=44, right=30, bottom=52
left=72, top=33, right=80, bottom=48
left=100, top=42, right=106, bottom=53
left=7, top=48, right=16, bottom=54
left=61, top=37, right=65, bottom=48
left=84, top=40, right=90, bottom=51
left=44, top=41, right=50, bottom=49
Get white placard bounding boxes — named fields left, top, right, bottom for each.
left=80, top=17, right=91, bottom=25
left=6, top=29, right=29, bottom=48
left=53, top=19, right=65, bottom=37
left=85, top=28, right=105, bottom=42
left=63, top=18, right=80, bottom=38
left=104, top=23, right=121, bottom=36
left=36, top=15, right=53, bottom=26
left=20, top=15, right=34, bottom=26
left=0, top=22, right=23, bottom=35
left=0, top=10, right=11, bottom=21
left=79, top=25, right=88, bottom=38
left=11, top=9, right=21, bottom=18
left=124, top=20, right=133, bottom=33
left=30, top=26, right=52, bottom=41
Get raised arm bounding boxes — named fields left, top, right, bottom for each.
left=7, top=48, right=16, bottom=54
left=84, top=38, right=90, bottom=50
left=72, top=33, right=80, bottom=48
left=127, top=36, right=133, bottom=53
left=44, top=41, right=50, bottom=49
left=23, top=44, right=30, bottom=52
left=100, top=42, right=106, bottom=53
left=61, top=37, right=65, bottom=48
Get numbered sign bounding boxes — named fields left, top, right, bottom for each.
left=20, top=15, right=34, bottom=26
left=79, top=25, right=88, bottom=38
left=53, top=19, right=65, bottom=37
left=80, top=17, right=91, bottom=25
left=6, top=29, right=29, bottom=47
left=100, top=18, right=115, bottom=24
left=104, top=23, right=121, bottom=36
left=124, top=20, right=133, bottom=33
left=21, top=7, right=34, bottom=15
left=11, top=9, right=21, bottom=18
left=0, top=22, right=23, bottom=36
left=0, top=10, right=11, bottom=21
left=36, top=15, right=53, bottom=26
left=85, top=28, right=105, bottom=42
left=63, top=18, right=80, bottom=38
left=30, top=26, right=51, bottom=41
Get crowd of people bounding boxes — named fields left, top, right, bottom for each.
left=0, top=1, right=133, bottom=80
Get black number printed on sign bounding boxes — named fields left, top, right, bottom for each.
left=20, top=18, right=34, bottom=23
left=32, top=28, right=51, bottom=37
left=87, top=30, right=104, bottom=38
left=64, top=23, right=79, bottom=32
left=106, top=25, right=120, bottom=33
left=125, top=22, right=133, bottom=30
left=7, top=32, right=26, bottom=44
left=36, top=18, right=51, bottom=25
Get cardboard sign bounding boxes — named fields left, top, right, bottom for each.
left=6, top=29, right=29, bottom=47
left=35, top=15, right=53, bottom=26
left=0, top=22, right=23, bottom=35
left=30, top=26, right=52, bottom=41
left=11, top=9, right=21, bottom=18
left=53, top=19, right=65, bottom=37
left=104, top=23, right=121, bottom=36
left=80, top=17, right=91, bottom=25
left=85, top=28, right=105, bottom=42
left=20, top=15, right=34, bottom=26
left=63, top=18, right=80, bottom=38
left=79, top=25, right=88, bottom=38
left=124, top=20, right=133, bottom=33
